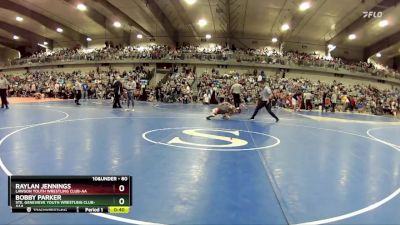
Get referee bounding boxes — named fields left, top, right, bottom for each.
left=113, top=76, right=123, bottom=108
left=250, top=81, right=279, bottom=122
left=230, top=80, right=243, bottom=107
left=0, top=73, right=10, bottom=109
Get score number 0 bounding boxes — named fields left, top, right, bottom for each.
left=117, top=177, right=129, bottom=205
left=118, top=184, right=126, bottom=205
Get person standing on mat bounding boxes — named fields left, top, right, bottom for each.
left=209, top=84, right=219, bottom=104
left=82, top=81, right=89, bottom=100
left=303, top=91, right=313, bottom=111
left=250, top=81, right=279, bottom=122
left=292, top=90, right=302, bottom=112
left=74, top=80, right=82, bottom=105
left=230, top=80, right=243, bottom=107
left=321, top=90, right=328, bottom=112
left=0, top=73, right=10, bottom=109
left=331, top=91, right=337, bottom=112
left=113, top=76, right=123, bottom=108
left=125, top=76, right=136, bottom=111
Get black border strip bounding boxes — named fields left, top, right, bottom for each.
left=8, top=176, right=10, bottom=206
left=129, top=176, right=132, bottom=206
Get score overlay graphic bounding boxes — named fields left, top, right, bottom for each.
left=8, top=176, right=132, bottom=213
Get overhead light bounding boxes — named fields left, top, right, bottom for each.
left=281, top=23, right=290, bottom=31
left=376, top=52, right=381, bottom=57
left=198, top=19, right=207, bottom=27
left=56, top=27, right=63, bottom=33
left=13, top=35, right=19, bottom=40
left=205, top=34, right=212, bottom=39
left=272, top=37, right=278, bottom=43
left=185, top=0, right=197, bottom=4
left=137, top=34, right=143, bottom=39
left=348, top=34, right=356, bottom=40
left=113, top=21, right=122, bottom=28
left=43, top=41, right=48, bottom=45
left=299, top=2, right=311, bottom=11
left=328, top=44, right=336, bottom=51
left=379, top=20, right=388, bottom=27
left=16, top=16, right=23, bottom=22
left=76, top=3, right=87, bottom=11
left=86, top=37, right=92, bottom=41
left=38, top=43, right=48, bottom=48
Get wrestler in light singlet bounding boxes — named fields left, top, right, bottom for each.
left=206, top=102, right=240, bottom=120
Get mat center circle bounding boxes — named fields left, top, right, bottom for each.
left=142, top=127, right=280, bottom=151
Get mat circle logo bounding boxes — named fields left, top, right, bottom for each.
left=142, top=127, right=280, bottom=151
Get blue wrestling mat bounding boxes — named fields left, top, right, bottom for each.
left=1, top=100, right=400, bottom=224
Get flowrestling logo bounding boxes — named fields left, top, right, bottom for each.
left=362, top=11, right=383, bottom=18
left=142, top=127, right=280, bottom=151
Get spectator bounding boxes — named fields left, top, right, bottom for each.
left=0, top=73, right=10, bottom=109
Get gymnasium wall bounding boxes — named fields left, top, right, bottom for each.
left=2, top=61, right=398, bottom=90
left=194, top=65, right=278, bottom=77
left=3, top=62, right=277, bottom=77
left=4, top=65, right=98, bottom=75
left=3, top=63, right=156, bottom=76
left=286, top=70, right=394, bottom=89
left=1, top=35, right=368, bottom=65
left=0, top=47, right=20, bottom=67
left=331, top=46, right=365, bottom=61
left=282, top=41, right=326, bottom=56
left=394, top=56, right=400, bottom=70
left=109, top=64, right=138, bottom=72
left=234, top=39, right=280, bottom=51
left=373, top=56, right=400, bottom=70
left=131, top=37, right=173, bottom=47
left=2, top=68, right=26, bottom=76
left=194, top=64, right=396, bottom=89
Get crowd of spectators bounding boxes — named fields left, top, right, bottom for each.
left=155, top=65, right=196, bottom=103
left=3, top=41, right=400, bottom=117
left=5, top=66, right=151, bottom=101
left=7, top=44, right=400, bottom=80
left=197, top=69, right=265, bottom=105
left=3, top=64, right=399, bottom=116
left=11, top=45, right=171, bottom=64
left=194, top=69, right=399, bottom=116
